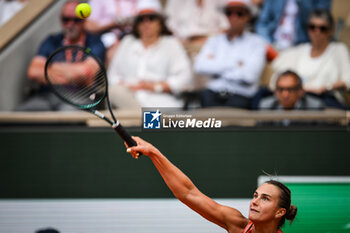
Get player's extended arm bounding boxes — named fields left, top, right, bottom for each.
left=126, top=137, right=248, bottom=232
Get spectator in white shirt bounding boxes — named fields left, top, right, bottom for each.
left=107, top=0, right=192, bottom=109
left=255, top=0, right=331, bottom=51
left=194, top=0, right=267, bottom=109
left=271, top=10, right=350, bottom=109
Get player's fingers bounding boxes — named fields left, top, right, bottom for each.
left=124, top=137, right=139, bottom=148
left=131, top=136, right=143, bottom=144
left=126, top=147, right=140, bottom=159
left=124, top=141, right=133, bottom=149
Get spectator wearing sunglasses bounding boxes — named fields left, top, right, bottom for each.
left=270, top=9, right=350, bottom=109
left=255, top=0, right=331, bottom=51
left=164, top=0, right=229, bottom=61
left=259, top=70, right=324, bottom=110
left=16, top=0, right=106, bottom=111
left=194, top=0, right=267, bottom=109
left=107, top=0, right=192, bottom=109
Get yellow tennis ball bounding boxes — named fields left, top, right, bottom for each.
left=75, top=3, right=91, bottom=19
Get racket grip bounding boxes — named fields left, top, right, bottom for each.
left=113, top=123, right=137, bottom=147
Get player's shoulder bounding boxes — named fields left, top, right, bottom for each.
left=222, top=206, right=249, bottom=233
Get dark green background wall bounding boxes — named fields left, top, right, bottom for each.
left=1, top=128, right=349, bottom=198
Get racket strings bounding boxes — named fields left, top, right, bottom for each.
left=57, top=72, right=105, bottom=103
left=55, top=73, right=106, bottom=107
left=46, top=47, right=107, bottom=108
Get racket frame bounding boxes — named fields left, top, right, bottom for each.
left=44, top=45, right=137, bottom=148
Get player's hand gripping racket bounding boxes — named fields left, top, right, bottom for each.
left=44, top=45, right=137, bottom=148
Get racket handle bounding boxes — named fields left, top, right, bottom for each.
left=113, top=123, right=137, bottom=147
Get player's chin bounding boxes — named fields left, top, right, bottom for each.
left=248, top=211, right=260, bottom=221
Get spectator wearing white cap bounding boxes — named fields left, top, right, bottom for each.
left=165, top=0, right=230, bottom=61
left=194, top=0, right=267, bottom=109
left=107, top=0, right=192, bottom=109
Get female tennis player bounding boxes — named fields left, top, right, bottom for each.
left=126, top=136, right=297, bottom=233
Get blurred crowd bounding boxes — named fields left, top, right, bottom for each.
left=0, top=0, right=28, bottom=27
left=5, top=0, right=350, bottom=111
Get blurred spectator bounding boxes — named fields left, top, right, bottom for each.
left=251, top=0, right=264, bottom=8
left=0, top=0, right=28, bottom=27
left=194, top=0, right=267, bottom=109
left=107, top=0, right=192, bottom=109
left=259, top=70, right=324, bottom=110
left=248, top=0, right=265, bottom=31
left=164, top=0, right=229, bottom=60
left=85, top=0, right=139, bottom=65
left=270, top=9, right=350, bottom=109
left=16, top=0, right=106, bottom=111
left=255, top=0, right=331, bottom=51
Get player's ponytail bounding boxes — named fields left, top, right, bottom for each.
left=286, top=204, right=298, bottom=222
left=265, top=180, right=298, bottom=229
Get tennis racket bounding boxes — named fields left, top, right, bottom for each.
left=44, top=45, right=137, bottom=148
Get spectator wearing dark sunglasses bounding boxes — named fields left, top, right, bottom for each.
left=16, top=0, right=106, bottom=111
left=107, top=0, right=192, bottom=109
left=164, top=0, right=230, bottom=62
left=194, top=0, right=267, bottom=109
left=255, top=0, right=331, bottom=51
left=269, top=9, right=350, bottom=109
